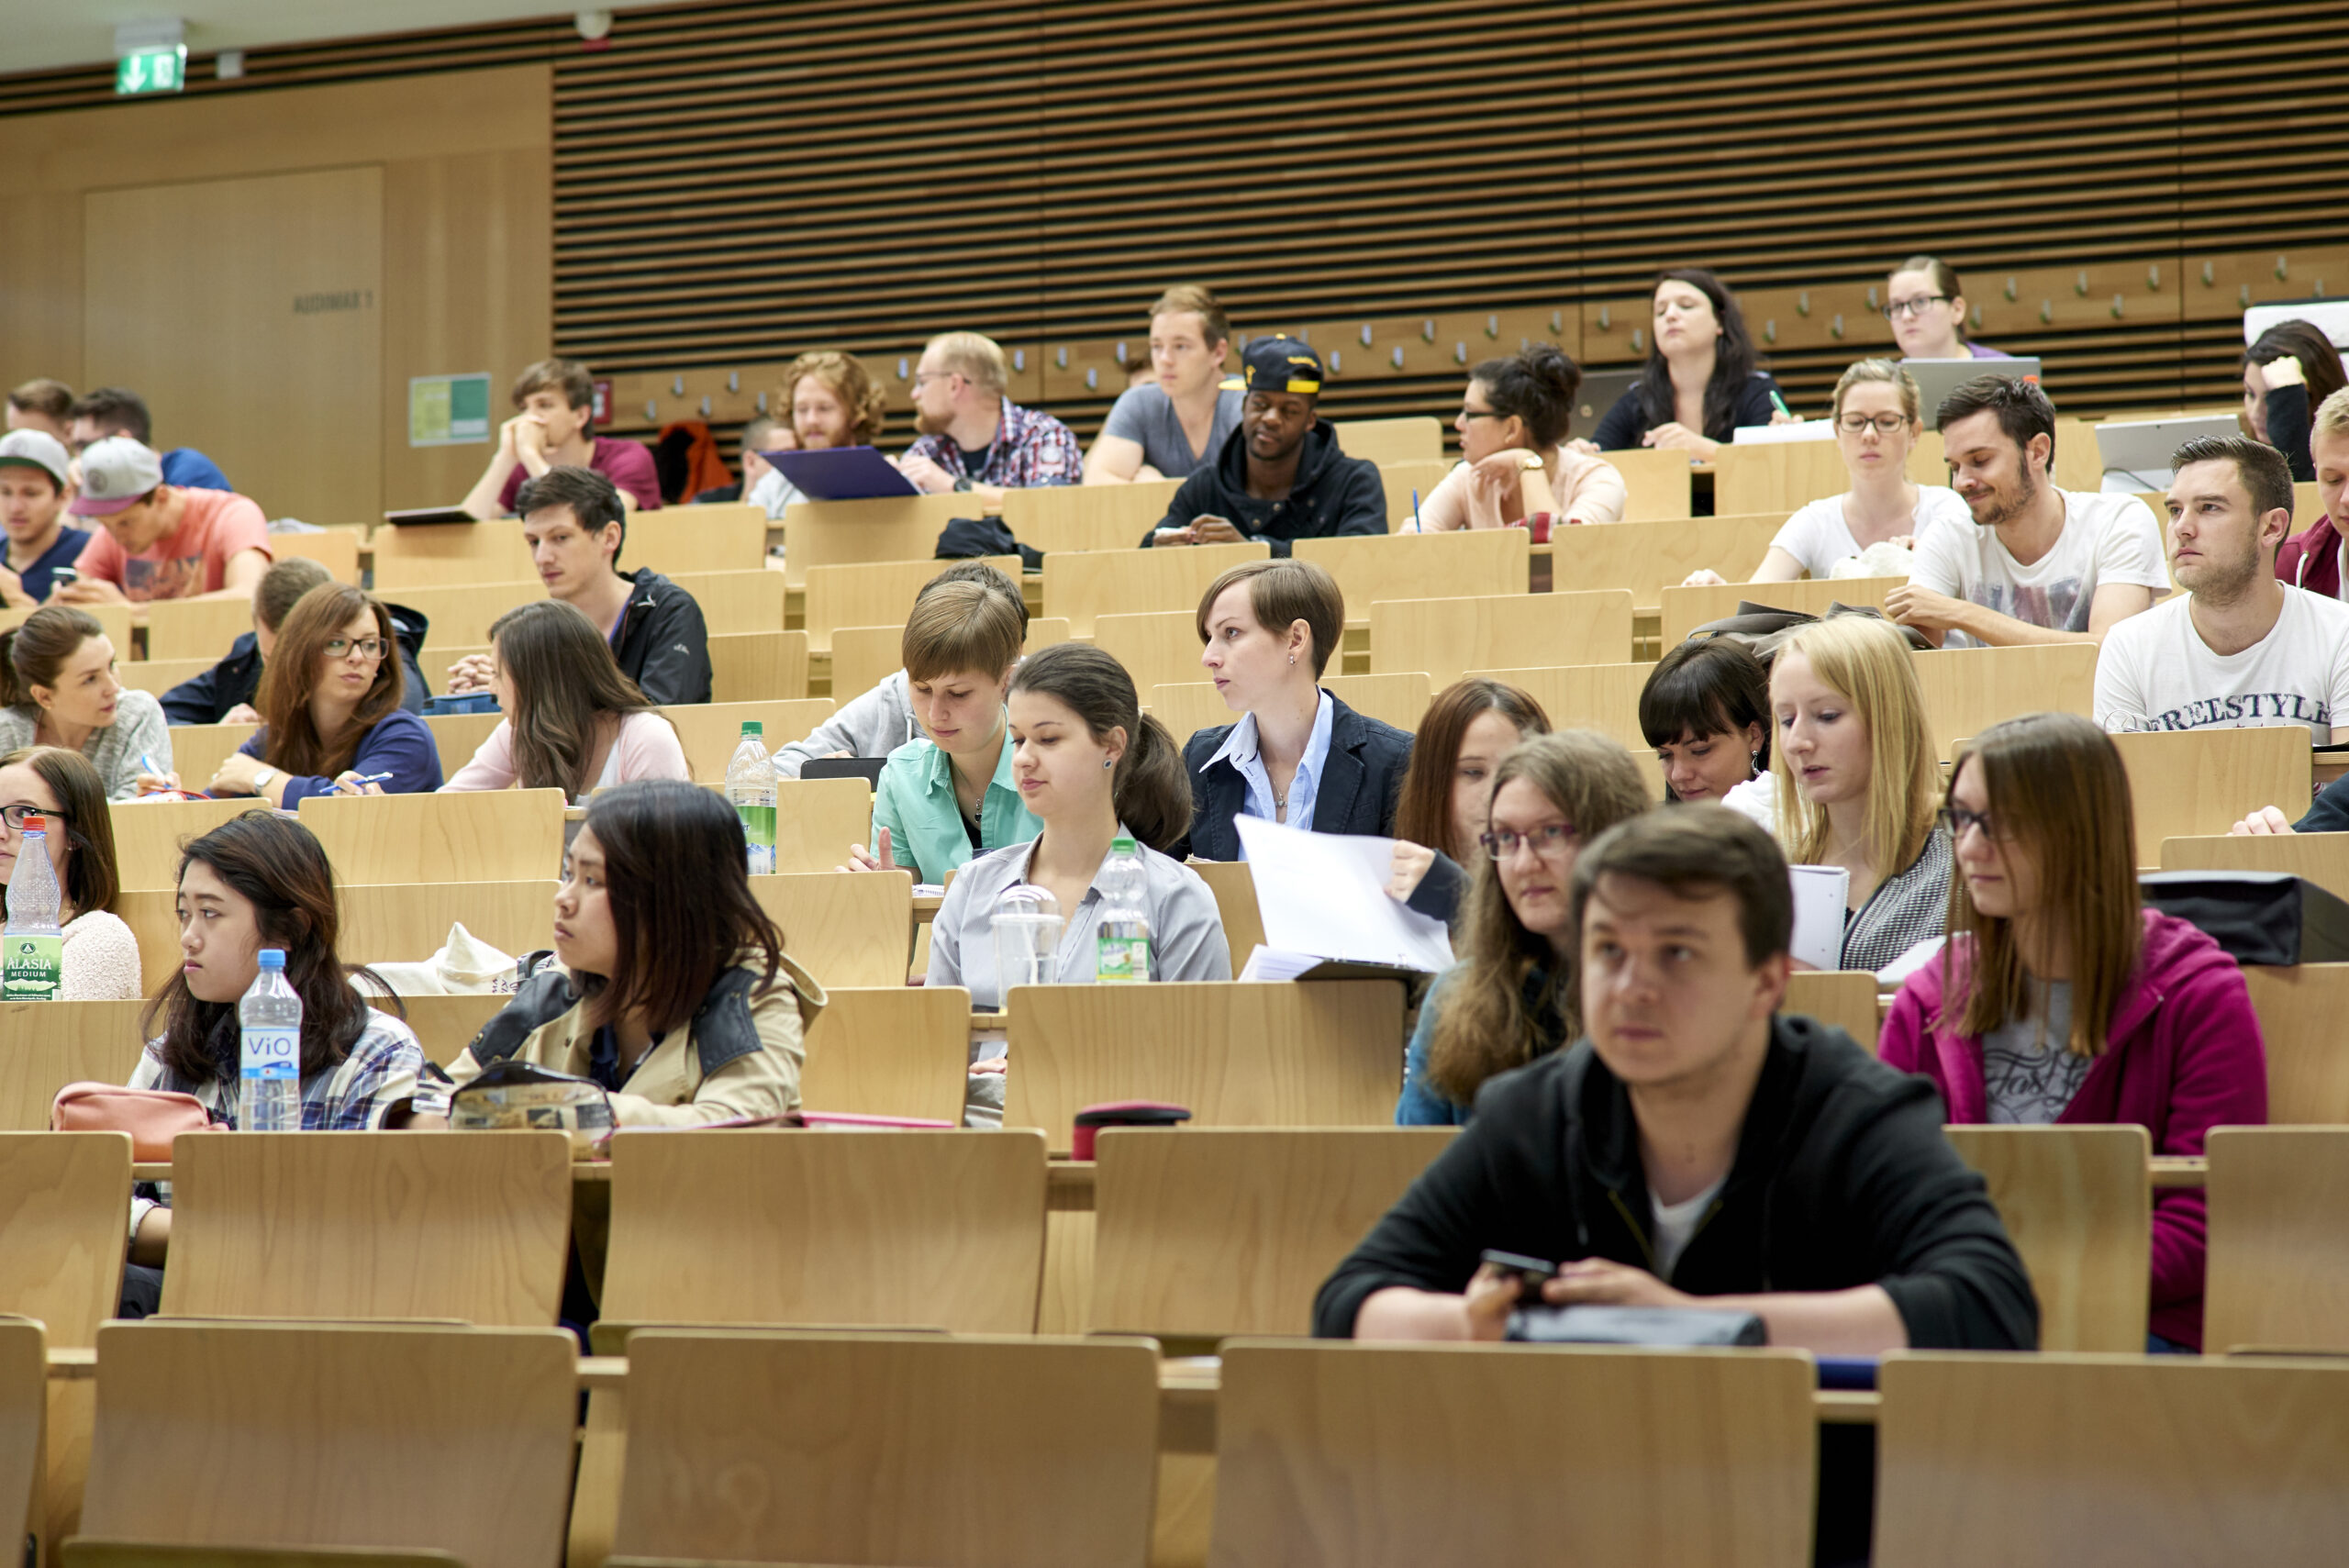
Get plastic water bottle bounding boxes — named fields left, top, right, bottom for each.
left=727, top=720, right=776, bottom=875
left=2, top=813, right=63, bottom=1002
left=239, top=948, right=303, bottom=1132
left=1095, top=835, right=1152, bottom=983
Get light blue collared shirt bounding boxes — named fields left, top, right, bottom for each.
left=1205, top=687, right=1336, bottom=859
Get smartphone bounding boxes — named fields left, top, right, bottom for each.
left=1480, top=1248, right=1559, bottom=1305
left=49, top=567, right=76, bottom=589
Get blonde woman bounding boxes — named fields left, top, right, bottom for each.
left=745, top=351, right=891, bottom=520
left=1685, top=360, right=1971, bottom=585
left=1770, top=615, right=1949, bottom=972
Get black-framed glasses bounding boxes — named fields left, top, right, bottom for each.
left=1837, top=414, right=1911, bottom=436
left=0, top=804, right=68, bottom=830
left=1938, top=806, right=1998, bottom=841
left=1883, top=295, right=1949, bottom=320
left=325, top=637, right=387, bottom=661
left=1480, top=822, right=1578, bottom=861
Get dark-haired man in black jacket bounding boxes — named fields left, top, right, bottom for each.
left=1317, top=806, right=2036, bottom=1355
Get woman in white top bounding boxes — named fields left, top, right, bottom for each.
left=930, top=642, right=1230, bottom=1120
left=1408, top=345, right=1627, bottom=530
left=440, top=600, right=689, bottom=798
left=0, top=746, right=140, bottom=999
left=1684, top=359, right=1970, bottom=585
left=743, top=351, right=890, bottom=520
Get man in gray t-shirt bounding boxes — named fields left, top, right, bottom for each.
left=1084, top=284, right=1245, bottom=483
left=1094, top=380, right=1244, bottom=480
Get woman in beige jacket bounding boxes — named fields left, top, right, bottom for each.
left=440, top=778, right=823, bottom=1125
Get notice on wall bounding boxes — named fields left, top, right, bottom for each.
left=408, top=373, right=492, bottom=447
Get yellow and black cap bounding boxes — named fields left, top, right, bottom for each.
left=1241, top=335, right=1323, bottom=397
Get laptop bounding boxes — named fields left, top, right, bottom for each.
left=1899, top=357, right=2043, bottom=427
left=800, top=756, right=889, bottom=787
left=2094, top=415, right=2241, bottom=493
left=381, top=505, right=479, bottom=526
left=768, top=446, right=920, bottom=503
left=1574, top=368, right=1642, bottom=435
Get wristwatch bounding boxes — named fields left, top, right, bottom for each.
left=252, top=766, right=277, bottom=793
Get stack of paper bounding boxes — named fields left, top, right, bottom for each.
left=1232, top=817, right=1455, bottom=981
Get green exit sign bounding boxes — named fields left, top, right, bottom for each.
left=116, top=47, right=186, bottom=96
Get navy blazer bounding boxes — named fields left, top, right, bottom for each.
left=1176, top=693, right=1413, bottom=862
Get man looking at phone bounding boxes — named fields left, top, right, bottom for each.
left=1315, top=806, right=2035, bottom=1355
left=0, top=429, right=90, bottom=607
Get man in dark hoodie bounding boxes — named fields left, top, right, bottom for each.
left=161, top=555, right=431, bottom=724
left=1316, top=805, right=2035, bottom=1355
left=443, top=465, right=712, bottom=706
left=1141, top=335, right=1385, bottom=557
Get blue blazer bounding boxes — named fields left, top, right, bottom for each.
left=1176, top=693, right=1413, bottom=862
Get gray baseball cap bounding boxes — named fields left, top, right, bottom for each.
left=69, top=435, right=163, bottom=517
left=0, top=429, right=70, bottom=489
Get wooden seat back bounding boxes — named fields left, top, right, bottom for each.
left=112, top=657, right=218, bottom=700
left=387, top=995, right=508, bottom=1062
left=2241, top=963, right=2349, bottom=1123
left=2205, top=1126, right=2349, bottom=1353
left=3, top=604, right=132, bottom=658
left=1544, top=513, right=1781, bottom=604
left=1659, top=573, right=1906, bottom=646
left=107, top=798, right=272, bottom=892
left=0, top=1134, right=133, bottom=1349
left=798, top=985, right=974, bottom=1124
left=1092, top=1128, right=1457, bottom=1339
left=368, top=522, right=534, bottom=590
left=273, top=527, right=362, bottom=584
left=120, top=881, right=555, bottom=994
left=1782, top=970, right=1884, bottom=1051
left=657, top=569, right=786, bottom=638
left=1095, top=609, right=1210, bottom=693
left=0, top=1319, right=44, bottom=1567
left=1943, top=1125, right=2152, bottom=1352
left=1920, top=643, right=2099, bottom=758
left=79, top=1320, right=576, bottom=1565
left=1603, top=447, right=1697, bottom=521
left=159, top=1131, right=573, bottom=1324
left=1712, top=439, right=1851, bottom=517
left=142, top=596, right=258, bottom=662
left=2163, top=831, right=2349, bottom=906
left=749, top=870, right=912, bottom=989
left=163, top=724, right=259, bottom=794
left=1000, top=479, right=1183, bottom=554
left=776, top=494, right=974, bottom=589
left=611, top=1329, right=1160, bottom=1568
left=772, top=776, right=874, bottom=874
left=424, top=630, right=810, bottom=703
left=1294, top=529, right=1528, bottom=628
left=1876, top=1351, right=2349, bottom=1564
left=1043, top=542, right=1267, bottom=635
left=621, top=506, right=768, bottom=575
left=1371, top=590, right=1633, bottom=686
left=802, top=554, right=1022, bottom=654
left=1375, top=459, right=1454, bottom=528
left=1330, top=416, right=1443, bottom=466
left=653, top=698, right=832, bottom=782
left=1463, top=662, right=1648, bottom=751
left=421, top=710, right=502, bottom=778
left=1208, top=1339, right=1815, bottom=1566
left=0, top=1000, right=149, bottom=1130
left=1005, top=981, right=1405, bottom=1153
left=296, top=787, right=566, bottom=883
left=1186, top=858, right=1264, bottom=974
left=602, top=1129, right=1049, bottom=1332
left=2110, top=727, right=2310, bottom=867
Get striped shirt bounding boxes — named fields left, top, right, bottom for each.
left=129, top=1007, right=425, bottom=1130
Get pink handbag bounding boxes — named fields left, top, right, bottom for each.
left=50, top=1083, right=219, bottom=1161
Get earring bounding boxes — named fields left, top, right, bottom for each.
left=1103, top=758, right=1114, bottom=769
left=1287, top=653, right=1297, bottom=665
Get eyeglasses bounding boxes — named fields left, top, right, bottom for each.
left=910, top=370, right=961, bottom=389
left=1882, top=295, right=1949, bottom=320
left=1480, top=822, right=1578, bottom=861
left=1937, top=806, right=1999, bottom=841
left=1837, top=414, right=1911, bottom=436
left=0, top=805, right=68, bottom=830
left=1459, top=408, right=1508, bottom=422
left=325, top=637, right=387, bottom=662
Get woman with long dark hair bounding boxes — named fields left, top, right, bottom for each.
left=436, top=778, right=821, bottom=1125
left=127, top=812, right=426, bottom=1261
left=0, top=605, right=169, bottom=802
left=2241, top=318, right=2348, bottom=483
left=1395, top=731, right=1651, bottom=1125
left=195, top=584, right=442, bottom=803
left=440, top=600, right=689, bottom=796
left=1587, top=268, right=1787, bottom=459
left=1384, top=678, right=1550, bottom=924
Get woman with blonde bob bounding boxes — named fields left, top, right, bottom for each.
left=1880, top=713, right=2266, bottom=1351
left=1684, top=360, right=1970, bottom=585
left=746, top=350, right=891, bottom=519
left=1396, top=730, right=1652, bottom=1124
left=1770, top=615, right=1948, bottom=972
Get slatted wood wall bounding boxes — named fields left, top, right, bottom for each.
left=7, top=0, right=2347, bottom=455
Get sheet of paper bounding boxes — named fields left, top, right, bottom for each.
left=1787, top=864, right=1851, bottom=974
left=1234, top=817, right=1455, bottom=973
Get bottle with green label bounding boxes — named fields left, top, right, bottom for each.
left=726, top=720, right=777, bottom=875
left=1095, top=835, right=1152, bottom=983
left=3, top=812, right=63, bottom=1002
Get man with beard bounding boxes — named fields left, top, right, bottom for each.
left=1141, top=336, right=1385, bottom=557
left=1887, top=375, right=2165, bottom=647
left=896, top=332, right=1081, bottom=506
left=2095, top=434, right=2349, bottom=742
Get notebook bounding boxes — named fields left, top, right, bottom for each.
left=768, top=445, right=921, bottom=502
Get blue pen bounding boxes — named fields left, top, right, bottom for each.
left=139, top=754, right=166, bottom=795
left=1411, top=488, right=1423, bottom=532
left=342, top=772, right=396, bottom=794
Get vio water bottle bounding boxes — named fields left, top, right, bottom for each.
left=239, top=948, right=303, bottom=1132
left=2, top=812, right=63, bottom=1002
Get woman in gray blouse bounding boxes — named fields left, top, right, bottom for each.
left=0, top=606, right=170, bottom=803
left=930, top=642, right=1230, bottom=1121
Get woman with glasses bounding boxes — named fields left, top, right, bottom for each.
left=1684, top=361, right=1969, bottom=585
left=1881, top=713, right=2266, bottom=1351
left=1883, top=255, right=2013, bottom=362
left=1771, top=616, right=1950, bottom=973
left=1406, top=345, right=1627, bottom=530
left=0, top=746, right=139, bottom=998
left=1395, top=730, right=1650, bottom=1125
left=0, top=606, right=170, bottom=802
left=194, top=584, right=442, bottom=803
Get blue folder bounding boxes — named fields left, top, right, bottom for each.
left=767, top=445, right=921, bottom=502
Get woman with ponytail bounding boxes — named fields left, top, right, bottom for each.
left=0, top=605, right=169, bottom=802
left=928, top=642, right=1230, bottom=1120
left=1408, top=345, right=1627, bottom=529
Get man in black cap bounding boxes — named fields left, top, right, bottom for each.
left=1141, top=336, right=1386, bottom=556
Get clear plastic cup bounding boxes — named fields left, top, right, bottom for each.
left=989, top=884, right=1064, bottom=997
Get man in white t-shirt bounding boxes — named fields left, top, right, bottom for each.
left=2097, top=434, right=2349, bottom=743
left=1887, top=376, right=2167, bottom=648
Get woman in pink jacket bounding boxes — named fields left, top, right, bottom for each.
left=1878, top=711, right=2267, bottom=1352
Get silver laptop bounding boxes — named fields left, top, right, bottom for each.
left=2094, top=415, right=2242, bottom=493
left=1575, top=368, right=1642, bottom=435
left=1900, top=357, right=2043, bottom=427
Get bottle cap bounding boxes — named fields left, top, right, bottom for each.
left=19, top=814, right=40, bottom=833
left=1112, top=835, right=1136, bottom=853
left=740, top=720, right=763, bottom=737
left=258, top=948, right=286, bottom=969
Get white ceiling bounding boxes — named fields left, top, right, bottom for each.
left=0, top=1, right=584, bottom=75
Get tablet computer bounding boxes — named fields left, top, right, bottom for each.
left=382, top=506, right=479, bottom=526
left=2094, top=415, right=2240, bottom=492
left=1901, top=357, right=2042, bottom=426
left=769, top=446, right=921, bottom=502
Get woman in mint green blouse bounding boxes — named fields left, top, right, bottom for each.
left=848, top=577, right=1040, bottom=884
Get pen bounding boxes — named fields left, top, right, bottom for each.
left=138, top=754, right=165, bottom=796
left=1411, top=488, right=1422, bottom=533
left=342, top=772, right=396, bottom=793
left=1768, top=388, right=1795, bottom=420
